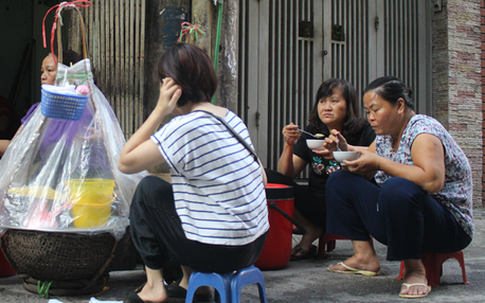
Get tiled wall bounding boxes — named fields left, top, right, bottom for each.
left=447, top=0, right=482, bottom=207
left=436, top=0, right=482, bottom=207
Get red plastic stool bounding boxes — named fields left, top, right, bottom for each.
left=0, top=236, right=16, bottom=278
left=397, top=250, right=469, bottom=286
left=317, top=233, right=350, bottom=259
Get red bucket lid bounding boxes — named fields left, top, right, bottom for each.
left=265, top=183, right=294, bottom=199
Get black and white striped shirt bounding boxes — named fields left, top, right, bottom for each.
left=151, top=110, right=269, bottom=245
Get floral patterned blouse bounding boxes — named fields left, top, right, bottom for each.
left=375, top=114, right=474, bottom=237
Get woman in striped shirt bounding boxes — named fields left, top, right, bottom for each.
left=118, top=42, right=269, bottom=303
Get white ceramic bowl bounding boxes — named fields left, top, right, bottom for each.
left=307, top=139, right=325, bottom=151
left=333, top=151, right=359, bottom=165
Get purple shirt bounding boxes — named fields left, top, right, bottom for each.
left=21, top=103, right=93, bottom=159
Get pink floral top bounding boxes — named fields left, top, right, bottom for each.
left=375, top=114, right=474, bottom=237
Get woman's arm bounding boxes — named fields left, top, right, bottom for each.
left=118, top=78, right=181, bottom=174
left=278, top=149, right=307, bottom=179
left=0, top=140, right=9, bottom=156
left=277, top=123, right=308, bottom=178
left=347, top=134, right=445, bottom=193
left=384, top=134, right=445, bottom=193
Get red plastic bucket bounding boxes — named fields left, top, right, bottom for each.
left=0, top=236, right=16, bottom=278
left=254, top=183, right=294, bottom=270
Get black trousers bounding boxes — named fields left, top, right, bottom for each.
left=129, top=175, right=268, bottom=272
left=265, top=169, right=326, bottom=230
left=326, top=170, right=472, bottom=261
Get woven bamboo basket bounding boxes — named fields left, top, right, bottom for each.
left=2, top=229, right=116, bottom=281
left=0, top=226, right=141, bottom=296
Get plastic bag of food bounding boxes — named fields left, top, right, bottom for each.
left=0, top=58, right=148, bottom=240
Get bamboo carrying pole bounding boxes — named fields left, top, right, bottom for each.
left=211, top=1, right=223, bottom=104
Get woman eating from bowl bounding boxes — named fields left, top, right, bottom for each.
left=325, top=76, right=473, bottom=299
left=118, top=42, right=269, bottom=303
left=265, top=78, right=375, bottom=260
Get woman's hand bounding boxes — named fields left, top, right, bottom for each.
left=156, top=78, right=182, bottom=116
left=277, top=123, right=307, bottom=178
left=344, top=149, right=380, bottom=178
left=282, top=123, right=301, bottom=146
left=344, top=133, right=446, bottom=193
left=319, top=130, right=350, bottom=159
left=324, top=130, right=349, bottom=152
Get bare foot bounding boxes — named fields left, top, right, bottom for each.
left=400, top=259, right=430, bottom=297
left=291, top=209, right=323, bottom=255
left=291, top=226, right=323, bottom=254
left=290, top=226, right=322, bottom=260
left=137, top=282, right=168, bottom=303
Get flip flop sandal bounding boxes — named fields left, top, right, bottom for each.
left=292, top=227, right=305, bottom=235
left=399, top=283, right=432, bottom=299
left=290, top=244, right=317, bottom=261
left=327, top=262, right=379, bottom=276
left=124, top=291, right=164, bottom=303
left=134, top=282, right=146, bottom=293
left=166, top=281, right=214, bottom=302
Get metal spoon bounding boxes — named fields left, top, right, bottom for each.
left=298, top=129, right=325, bottom=139
left=335, top=136, right=342, bottom=151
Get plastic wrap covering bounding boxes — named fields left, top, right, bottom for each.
left=0, top=59, right=148, bottom=240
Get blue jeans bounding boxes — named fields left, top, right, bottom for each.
left=325, top=170, right=471, bottom=261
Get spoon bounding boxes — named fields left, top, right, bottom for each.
left=335, top=136, right=342, bottom=151
left=298, top=129, right=325, bottom=139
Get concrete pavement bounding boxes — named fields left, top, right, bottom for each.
left=1, top=209, right=484, bottom=303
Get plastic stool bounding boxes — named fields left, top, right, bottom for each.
left=317, top=233, right=350, bottom=259
left=397, top=250, right=469, bottom=286
left=0, top=236, right=16, bottom=278
left=185, top=265, right=267, bottom=303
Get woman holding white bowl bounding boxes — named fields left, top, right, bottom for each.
left=325, top=76, right=473, bottom=299
left=266, top=78, right=375, bottom=260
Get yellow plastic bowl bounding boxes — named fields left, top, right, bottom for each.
left=67, top=179, right=115, bottom=228
left=71, top=201, right=112, bottom=228
left=67, top=179, right=115, bottom=205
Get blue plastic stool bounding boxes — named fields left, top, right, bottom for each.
left=185, top=265, right=267, bottom=303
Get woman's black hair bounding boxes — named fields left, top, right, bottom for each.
left=61, top=49, right=82, bottom=66
left=50, top=49, right=82, bottom=66
left=363, top=76, right=414, bottom=110
left=308, top=78, right=365, bottom=137
left=155, top=42, right=217, bottom=107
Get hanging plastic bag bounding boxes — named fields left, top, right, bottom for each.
left=0, top=2, right=148, bottom=240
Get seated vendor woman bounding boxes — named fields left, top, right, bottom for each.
left=265, top=78, right=375, bottom=260
left=118, top=42, right=269, bottom=303
left=1, top=50, right=84, bottom=158
left=21, top=51, right=88, bottom=159
left=325, top=76, right=473, bottom=299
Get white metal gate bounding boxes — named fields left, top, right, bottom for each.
left=239, top=0, right=431, bottom=177
left=323, top=0, right=432, bottom=114
left=238, top=0, right=324, bottom=170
